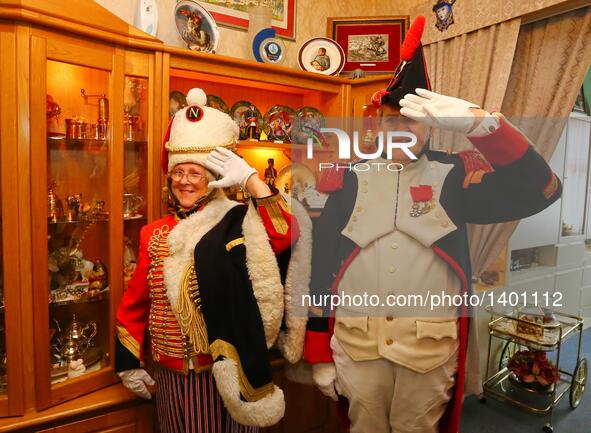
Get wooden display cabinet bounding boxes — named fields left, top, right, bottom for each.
left=0, top=0, right=391, bottom=431
left=0, top=0, right=162, bottom=429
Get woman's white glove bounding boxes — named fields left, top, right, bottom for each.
left=205, top=147, right=257, bottom=189
left=399, top=88, right=481, bottom=135
left=117, top=368, right=155, bottom=399
left=312, top=362, right=340, bottom=401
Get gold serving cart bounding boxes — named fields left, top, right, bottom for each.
left=482, top=306, right=587, bottom=433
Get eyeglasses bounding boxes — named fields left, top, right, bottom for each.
left=170, top=170, right=205, bottom=182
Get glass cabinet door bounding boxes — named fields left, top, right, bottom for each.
left=123, top=76, right=149, bottom=289
left=30, top=35, right=123, bottom=409
left=45, top=59, right=112, bottom=397
left=46, top=60, right=111, bottom=385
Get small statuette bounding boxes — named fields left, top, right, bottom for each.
left=48, top=183, right=64, bottom=222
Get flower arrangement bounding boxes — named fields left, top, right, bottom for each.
left=507, top=349, right=559, bottom=389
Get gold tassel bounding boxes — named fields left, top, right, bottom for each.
left=176, top=264, right=210, bottom=354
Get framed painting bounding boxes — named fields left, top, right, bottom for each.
left=197, top=0, right=296, bottom=40
left=327, top=16, right=409, bottom=74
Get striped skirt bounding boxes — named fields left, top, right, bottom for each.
left=155, top=368, right=260, bottom=433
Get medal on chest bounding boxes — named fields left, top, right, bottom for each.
left=409, top=185, right=434, bottom=217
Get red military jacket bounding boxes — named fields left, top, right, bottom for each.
left=115, top=193, right=298, bottom=373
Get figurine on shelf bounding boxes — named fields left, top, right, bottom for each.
left=66, top=194, right=82, bottom=222
left=47, top=183, right=64, bottom=223
left=67, top=358, right=86, bottom=379
left=91, top=199, right=108, bottom=219
left=264, top=158, right=277, bottom=188
left=87, top=259, right=108, bottom=295
left=46, top=94, right=61, bottom=136
left=245, top=104, right=259, bottom=140
left=115, top=88, right=311, bottom=431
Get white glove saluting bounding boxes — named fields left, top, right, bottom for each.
left=205, top=147, right=257, bottom=189
left=312, top=362, right=340, bottom=401
left=399, top=88, right=483, bottom=135
left=118, top=368, right=155, bottom=399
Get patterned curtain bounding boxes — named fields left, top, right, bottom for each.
left=467, top=7, right=591, bottom=275
left=424, top=19, right=521, bottom=153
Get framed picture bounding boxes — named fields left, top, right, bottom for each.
left=327, top=16, right=409, bottom=74
left=197, top=0, right=296, bottom=40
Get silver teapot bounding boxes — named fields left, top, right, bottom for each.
left=60, top=315, right=97, bottom=362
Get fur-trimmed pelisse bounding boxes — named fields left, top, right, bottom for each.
left=213, top=359, right=285, bottom=427
left=163, top=193, right=311, bottom=426
left=276, top=197, right=312, bottom=363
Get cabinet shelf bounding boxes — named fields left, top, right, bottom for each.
left=49, top=289, right=109, bottom=307
left=48, top=217, right=108, bottom=225
left=47, top=137, right=109, bottom=151
left=236, top=139, right=332, bottom=152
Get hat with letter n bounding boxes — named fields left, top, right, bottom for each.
left=371, top=16, right=431, bottom=109
left=161, top=87, right=239, bottom=173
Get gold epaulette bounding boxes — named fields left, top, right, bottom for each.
left=255, top=193, right=291, bottom=235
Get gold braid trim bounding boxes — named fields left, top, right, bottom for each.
left=255, top=194, right=290, bottom=235
left=225, top=237, right=245, bottom=251
left=164, top=140, right=236, bottom=154
left=116, top=324, right=141, bottom=359
left=211, top=339, right=274, bottom=402
left=176, top=264, right=210, bottom=354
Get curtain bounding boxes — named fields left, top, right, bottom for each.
left=467, top=7, right=591, bottom=275
left=424, top=19, right=521, bottom=153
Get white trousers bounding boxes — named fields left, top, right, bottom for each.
left=331, top=336, right=458, bottom=433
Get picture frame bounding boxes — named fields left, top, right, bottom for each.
left=327, top=16, right=409, bottom=74
left=197, top=0, right=296, bottom=40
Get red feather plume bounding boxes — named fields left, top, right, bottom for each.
left=401, top=16, right=426, bottom=61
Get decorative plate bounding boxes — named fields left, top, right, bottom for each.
left=169, top=90, right=187, bottom=117
left=263, top=105, right=296, bottom=142
left=175, top=0, right=219, bottom=53
left=298, top=37, right=345, bottom=76
left=260, top=37, right=286, bottom=65
left=206, top=94, right=229, bottom=114
left=252, top=28, right=276, bottom=62
left=292, top=107, right=325, bottom=145
left=230, top=101, right=263, bottom=140
left=276, top=163, right=317, bottom=202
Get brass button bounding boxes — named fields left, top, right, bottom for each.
left=348, top=226, right=353, bottom=232
left=357, top=206, right=363, bottom=212
left=386, top=316, right=394, bottom=321
left=391, top=243, right=398, bottom=249
left=363, top=180, right=368, bottom=186
left=352, top=216, right=357, bottom=222
left=441, top=221, right=450, bottom=228
left=386, top=338, right=393, bottom=345
left=389, top=266, right=396, bottom=273
left=363, top=188, right=368, bottom=193
left=433, top=181, right=439, bottom=187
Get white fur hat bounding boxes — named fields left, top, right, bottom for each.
left=163, top=88, right=239, bottom=172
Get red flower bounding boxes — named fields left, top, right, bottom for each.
left=508, top=350, right=559, bottom=387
